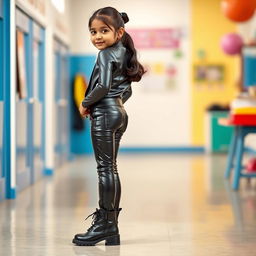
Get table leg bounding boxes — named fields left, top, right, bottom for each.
left=232, top=127, right=244, bottom=190
left=225, top=127, right=238, bottom=179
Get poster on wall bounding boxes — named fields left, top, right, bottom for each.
left=16, top=30, right=27, bottom=99
left=127, top=27, right=186, bottom=92
left=193, top=64, right=225, bottom=89
left=127, top=28, right=182, bottom=49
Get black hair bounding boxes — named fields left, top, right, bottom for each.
left=89, top=6, right=146, bottom=82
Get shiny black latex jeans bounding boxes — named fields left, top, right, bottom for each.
left=90, top=97, right=128, bottom=211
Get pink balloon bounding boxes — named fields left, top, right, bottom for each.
left=220, top=33, right=243, bottom=55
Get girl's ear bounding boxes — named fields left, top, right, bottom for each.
left=117, top=27, right=125, bottom=40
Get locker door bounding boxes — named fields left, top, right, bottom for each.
left=54, top=47, right=61, bottom=166
left=54, top=40, right=69, bottom=167
left=31, top=22, right=45, bottom=182
left=59, top=49, right=70, bottom=161
left=15, top=9, right=32, bottom=192
left=0, top=0, right=5, bottom=200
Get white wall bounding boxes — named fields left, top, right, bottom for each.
left=70, top=0, right=192, bottom=147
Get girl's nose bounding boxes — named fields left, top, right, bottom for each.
left=96, top=33, right=102, bottom=39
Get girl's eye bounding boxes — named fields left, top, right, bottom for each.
left=90, top=30, right=108, bottom=35
left=90, top=29, right=109, bottom=35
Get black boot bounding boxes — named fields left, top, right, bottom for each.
left=72, top=208, right=122, bottom=246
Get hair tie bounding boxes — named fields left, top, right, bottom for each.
left=119, top=12, right=129, bottom=24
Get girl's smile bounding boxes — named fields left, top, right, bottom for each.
left=90, top=19, right=118, bottom=50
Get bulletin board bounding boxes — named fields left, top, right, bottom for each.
left=123, top=23, right=191, bottom=147
left=127, top=27, right=186, bottom=92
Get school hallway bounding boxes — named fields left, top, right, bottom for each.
left=1, top=153, right=256, bottom=256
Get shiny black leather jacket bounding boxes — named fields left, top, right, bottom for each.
left=82, top=40, right=132, bottom=109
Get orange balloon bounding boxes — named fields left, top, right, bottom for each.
left=221, top=0, right=256, bottom=22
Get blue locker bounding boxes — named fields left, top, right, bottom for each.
left=0, top=0, right=5, bottom=200
left=0, top=0, right=2, bottom=18
left=54, top=40, right=70, bottom=167
left=15, top=9, right=32, bottom=192
left=0, top=2, right=45, bottom=200
left=243, top=46, right=256, bottom=87
left=31, top=22, right=45, bottom=182
left=15, top=8, right=45, bottom=191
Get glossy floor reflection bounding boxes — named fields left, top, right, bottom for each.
left=1, top=154, right=256, bottom=256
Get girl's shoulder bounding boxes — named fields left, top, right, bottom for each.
left=98, top=48, right=116, bottom=63
left=98, top=41, right=126, bottom=62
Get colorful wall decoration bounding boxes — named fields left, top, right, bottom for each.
left=127, top=27, right=186, bottom=92
left=127, top=28, right=183, bottom=49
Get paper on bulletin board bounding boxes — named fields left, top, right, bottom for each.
left=127, top=27, right=186, bottom=92
left=127, top=28, right=182, bottom=49
left=16, top=30, right=27, bottom=99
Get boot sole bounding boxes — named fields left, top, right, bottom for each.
left=72, top=234, right=120, bottom=246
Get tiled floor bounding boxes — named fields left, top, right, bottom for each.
left=1, top=153, right=256, bottom=256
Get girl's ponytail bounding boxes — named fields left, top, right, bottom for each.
left=121, top=31, right=146, bottom=82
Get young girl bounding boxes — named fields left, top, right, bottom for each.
left=72, top=7, right=145, bottom=246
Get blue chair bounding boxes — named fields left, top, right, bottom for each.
left=225, top=125, right=256, bottom=190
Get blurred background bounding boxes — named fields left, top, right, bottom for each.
left=1, top=0, right=256, bottom=255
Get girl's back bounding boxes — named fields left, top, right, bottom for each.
left=98, top=40, right=132, bottom=98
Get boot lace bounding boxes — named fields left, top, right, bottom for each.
left=85, top=208, right=102, bottom=231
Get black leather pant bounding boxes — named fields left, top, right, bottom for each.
left=90, top=97, right=128, bottom=211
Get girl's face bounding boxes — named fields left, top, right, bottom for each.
left=89, top=18, right=124, bottom=50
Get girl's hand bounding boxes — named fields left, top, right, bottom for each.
left=79, top=103, right=90, bottom=118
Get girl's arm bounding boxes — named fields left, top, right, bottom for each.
left=82, top=50, right=114, bottom=108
